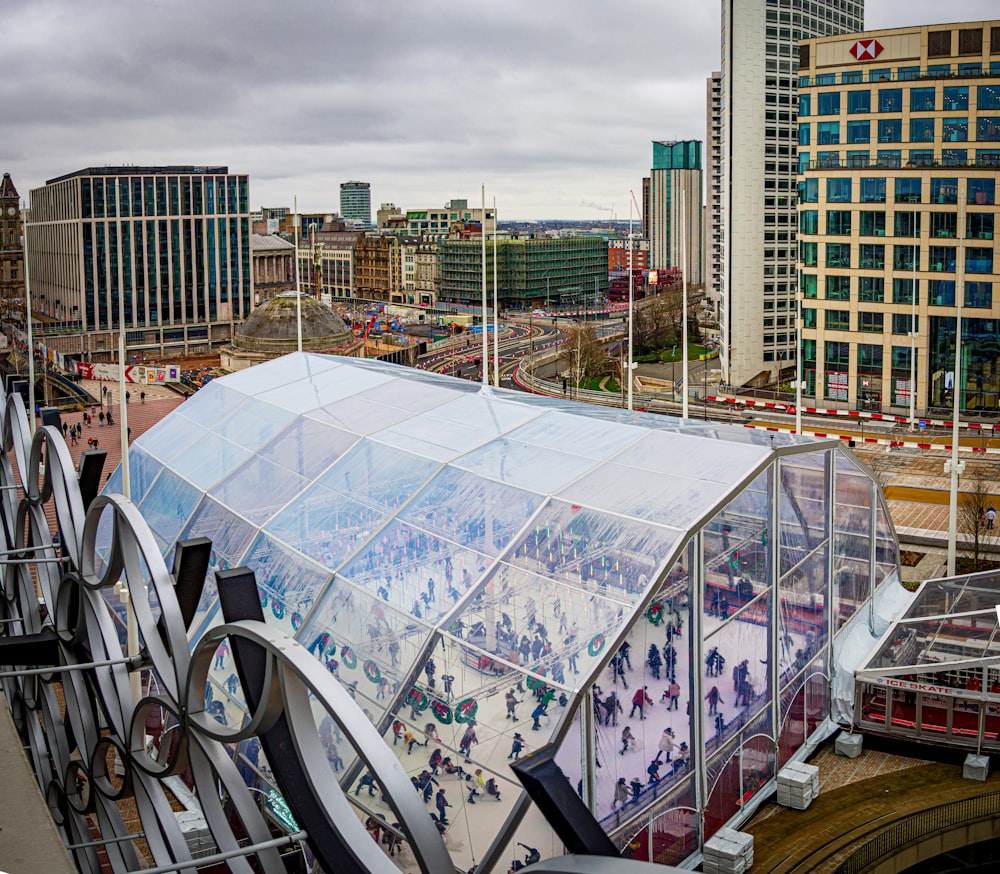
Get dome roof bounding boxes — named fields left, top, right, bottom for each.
left=234, top=294, right=352, bottom=352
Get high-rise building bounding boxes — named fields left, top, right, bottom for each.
left=648, top=140, right=703, bottom=284
left=798, top=19, right=1000, bottom=417
left=706, top=71, right=724, bottom=314
left=720, top=0, right=864, bottom=388
left=0, top=173, right=23, bottom=304
left=26, top=166, right=253, bottom=357
left=339, top=181, right=372, bottom=228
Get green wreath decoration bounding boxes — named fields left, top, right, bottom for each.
left=588, top=633, right=606, bottom=657
left=431, top=699, right=453, bottom=724
left=291, top=611, right=303, bottom=630
left=363, top=659, right=381, bottom=684
left=407, top=687, right=429, bottom=712
left=454, top=697, right=478, bottom=723
left=271, top=599, right=285, bottom=621
left=340, top=645, right=358, bottom=670
left=646, top=601, right=663, bottom=625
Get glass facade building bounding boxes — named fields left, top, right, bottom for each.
left=797, top=22, right=1000, bottom=415
left=103, top=352, right=903, bottom=868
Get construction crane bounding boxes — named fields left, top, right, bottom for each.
left=630, top=189, right=643, bottom=226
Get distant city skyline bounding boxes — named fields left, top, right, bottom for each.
left=4, top=0, right=997, bottom=219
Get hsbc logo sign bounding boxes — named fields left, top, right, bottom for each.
left=850, top=39, right=883, bottom=60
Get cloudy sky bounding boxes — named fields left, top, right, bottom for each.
left=3, top=0, right=997, bottom=218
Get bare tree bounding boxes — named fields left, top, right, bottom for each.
left=959, top=469, right=999, bottom=572
left=560, top=324, right=612, bottom=389
left=632, top=286, right=706, bottom=357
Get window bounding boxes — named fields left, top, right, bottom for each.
left=878, top=89, right=902, bottom=113
left=798, top=152, right=811, bottom=173
left=968, top=178, right=995, bottom=204
left=959, top=28, right=983, bottom=55
left=966, top=282, right=992, bottom=308
left=825, top=311, right=850, bottom=331
left=847, top=151, right=871, bottom=167
left=977, top=118, right=1000, bottom=141
left=860, top=244, right=885, bottom=269
left=826, top=242, right=851, bottom=268
left=802, top=308, right=817, bottom=328
left=800, top=241, right=818, bottom=267
left=870, top=69, right=891, bottom=83
left=959, top=63, right=982, bottom=76
left=826, top=178, right=851, bottom=202
left=860, top=177, right=886, bottom=203
left=893, top=244, right=919, bottom=271
left=977, top=150, right=1000, bottom=166
left=817, top=121, right=840, bottom=144
left=798, top=93, right=811, bottom=116
left=859, top=211, right=885, bottom=236
left=910, top=88, right=936, bottom=112
left=928, top=279, right=956, bottom=305
left=800, top=273, right=817, bottom=298
left=877, top=150, right=902, bottom=167
left=893, top=313, right=918, bottom=334
left=942, top=118, right=968, bottom=142
left=799, top=44, right=810, bottom=69
left=928, top=64, right=952, bottom=77
left=878, top=118, right=901, bottom=142
left=825, top=341, right=850, bottom=368
left=898, top=67, right=920, bottom=82
left=815, top=73, right=836, bottom=86
left=930, top=178, right=958, bottom=203
left=930, top=212, right=958, bottom=238
left=928, top=30, right=952, bottom=57
left=967, top=212, right=994, bottom=240
left=798, top=124, right=811, bottom=145
left=817, top=92, right=840, bottom=115
left=909, top=150, right=934, bottom=166
left=800, top=210, right=818, bottom=234
left=859, top=344, right=884, bottom=370
left=943, top=86, right=969, bottom=111
left=966, top=247, right=993, bottom=274
left=826, top=275, right=851, bottom=300
left=847, top=120, right=870, bottom=143
left=798, top=76, right=811, bottom=89
left=895, top=177, right=921, bottom=203
left=842, top=71, right=863, bottom=84
left=928, top=245, right=957, bottom=272
left=910, top=118, right=935, bottom=142
left=894, top=212, right=921, bottom=237
left=798, top=178, right=818, bottom=202
left=826, top=210, right=851, bottom=235
left=859, top=277, right=885, bottom=302
left=893, top=278, right=919, bottom=305
left=817, top=151, right=840, bottom=167
left=942, top=149, right=968, bottom=165
left=993, top=26, right=1000, bottom=54
left=859, top=311, right=884, bottom=333
left=848, top=91, right=871, bottom=114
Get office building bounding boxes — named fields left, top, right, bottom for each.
left=720, top=0, right=864, bottom=388
left=0, top=173, right=23, bottom=304
left=340, top=180, right=372, bottom=228
left=648, top=140, right=703, bottom=285
left=26, top=166, right=253, bottom=357
left=706, top=71, right=724, bottom=312
left=251, top=233, right=296, bottom=303
left=401, top=199, right=496, bottom=239
left=608, top=237, right=649, bottom=272
left=798, top=20, right=1000, bottom=416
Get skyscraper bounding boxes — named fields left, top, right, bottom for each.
left=648, top=140, right=703, bottom=284
left=339, top=181, right=372, bottom=228
left=719, top=0, right=864, bottom=388
left=706, top=72, right=723, bottom=315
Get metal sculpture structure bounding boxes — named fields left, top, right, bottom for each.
left=0, top=386, right=452, bottom=874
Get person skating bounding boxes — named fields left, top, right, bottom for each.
left=612, top=777, right=629, bottom=810
left=630, top=686, right=653, bottom=719
left=706, top=685, right=723, bottom=715
left=620, top=725, right=635, bottom=755
left=435, top=788, right=451, bottom=824
left=508, top=732, right=526, bottom=760
left=657, top=727, right=675, bottom=761
left=505, top=688, right=520, bottom=720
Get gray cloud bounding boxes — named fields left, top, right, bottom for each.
left=3, top=0, right=998, bottom=217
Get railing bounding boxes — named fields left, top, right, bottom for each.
left=835, top=790, right=1000, bottom=874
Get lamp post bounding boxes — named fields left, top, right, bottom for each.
left=909, top=208, right=919, bottom=429
left=627, top=200, right=634, bottom=411
left=946, top=190, right=967, bottom=577
left=671, top=345, right=677, bottom=402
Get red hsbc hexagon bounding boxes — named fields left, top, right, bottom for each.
left=850, top=39, right=883, bottom=60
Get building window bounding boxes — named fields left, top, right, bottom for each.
left=847, top=120, right=870, bottom=144
left=859, top=311, right=884, bottom=333
left=909, top=150, right=934, bottom=166
left=859, top=211, right=886, bottom=236
left=826, top=178, right=851, bottom=202
left=930, top=178, right=958, bottom=204
left=893, top=277, right=919, bottom=305
left=878, top=89, right=902, bottom=113
left=826, top=210, right=852, bottom=235
left=898, top=67, right=920, bottom=82
left=799, top=94, right=811, bottom=116
left=910, top=88, right=936, bottom=112
left=848, top=90, right=871, bottom=114
left=798, top=152, right=811, bottom=173
left=929, top=279, right=956, bottom=305
left=816, top=73, right=836, bottom=86
left=943, top=86, right=969, bottom=111
left=959, top=27, right=984, bottom=54
left=842, top=70, right=863, bottom=84
left=860, top=244, right=885, bottom=269
left=928, top=64, right=952, bottom=77
left=798, top=178, right=818, bottom=202
left=859, top=277, right=885, bottom=302
left=894, top=178, right=922, bottom=203
left=817, top=92, right=840, bottom=115
left=870, top=69, right=892, bottom=83
left=800, top=241, right=818, bottom=267
left=860, top=177, right=886, bottom=203
left=968, top=178, right=995, bottom=205
left=929, top=246, right=957, bottom=272
left=910, top=118, right=935, bottom=142
left=965, top=282, right=993, bottom=308
left=800, top=210, right=818, bottom=234
left=799, top=44, right=810, bottom=69
left=825, top=310, right=850, bottom=330
left=959, top=63, right=982, bottom=76
left=976, top=150, right=1000, bottom=166
left=977, top=118, right=1000, bottom=142
left=825, top=340, right=850, bottom=370
left=967, top=212, right=995, bottom=239
left=877, top=150, right=902, bottom=167
left=826, top=242, right=851, bottom=268
left=892, top=313, right=918, bottom=334
left=928, top=30, right=953, bottom=57
left=802, top=307, right=817, bottom=328
left=966, top=247, right=994, bottom=274
left=878, top=118, right=902, bottom=142
left=826, top=275, right=851, bottom=300
left=798, top=124, right=811, bottom=145
left=942, top=118, right=969, bottom=142
left=818, top=121, right=841, bottom=144
left=942, top=149, right=968, bottom=165
left=993, top=26, right=1000, bottom=54
left=930, top=212, right=958, bottom=238
left=893, top=244, right=919, bottom=271
left=801, top=273, right=817, bottom=298
left=817, top=151, right=840, bottom=168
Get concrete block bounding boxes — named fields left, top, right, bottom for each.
left=963, top=753, right=990, bottom=782
left=835, top=732, right=863, bottom=758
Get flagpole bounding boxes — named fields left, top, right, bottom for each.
left=481, top=184, right=488, bottom=388
left=23, top=199, right=36, bottom=433
left=492, top=197, right=500, bottom=388
left=682, top=188, right=689, bottom=420
left=294, top=196, right=302, bottom=353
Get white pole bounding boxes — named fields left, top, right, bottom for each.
left=795, top=287, right=803, bottom=436
left=682, top=188, right=689, bottom=420
left=293, top=196, right=302, bottom=354
left=946, top=195, right=966, bottom=577
left=481, top=184, right=488, bottom=388
left=118, top=338, right=130, bottom=499
left=909, top=209, right=918, bottom=430
left=23, top=200, right=36, bottom=433
left=492, top=196, right=500, bottom=388
left=627, top=200, right=634, bottom=411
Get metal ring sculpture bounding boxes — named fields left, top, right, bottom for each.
left=0, top=388, right=451, bottom=874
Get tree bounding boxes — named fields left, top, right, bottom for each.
left=632, top=286, right=706, bottom=357
left=958, top=469, right=999, bottom=572
left=560, top=324, right=612, bottom=388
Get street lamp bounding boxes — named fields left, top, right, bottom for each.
left=671, top=345, right=677, bottom=402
